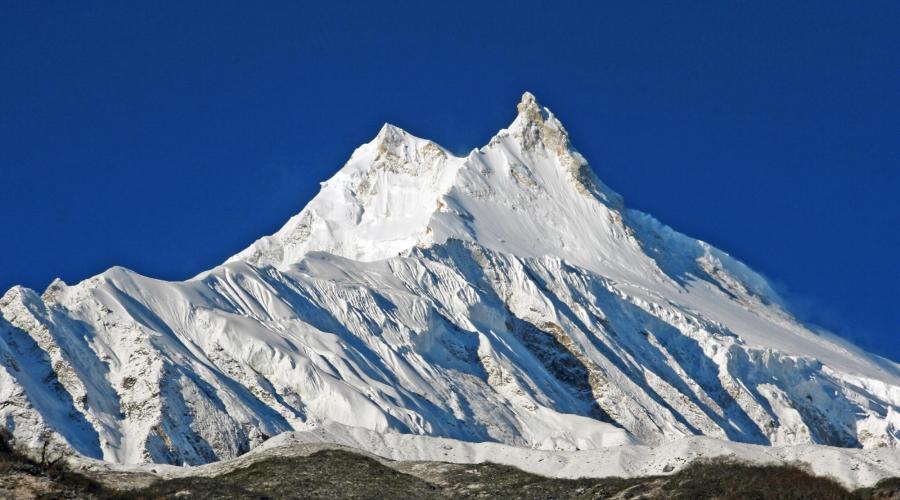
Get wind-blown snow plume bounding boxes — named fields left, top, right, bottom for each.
left=2, top=92, right=898, bottom=465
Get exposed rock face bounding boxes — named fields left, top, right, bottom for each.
left=1, top=93, right=898, bottom=465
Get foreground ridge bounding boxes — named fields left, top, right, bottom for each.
left=1, top=93, right=898, bottom=467
left=6, top=434, right=896, bottom=498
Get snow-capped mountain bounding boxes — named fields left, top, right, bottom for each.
left=2, top=92, right=898, bottom=466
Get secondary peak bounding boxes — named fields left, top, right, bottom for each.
left=374, top=122, right=409, bottom=144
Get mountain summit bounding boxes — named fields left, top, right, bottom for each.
left=1, top=93, right=898, bottom=466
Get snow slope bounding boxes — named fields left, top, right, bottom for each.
left=2, top=92, right=898, bottom=467
left=254, top=424, right=900, bottom=489
left=72, top=423, right=900, bottom=489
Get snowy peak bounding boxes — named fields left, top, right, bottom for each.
left=228, top=118, right=462, bottom=267
left=367, top=122, right=454, bottom=177
left=230, top=92, right=624, bottom=269
left=5, top=91, right=898, bottom=467
left=368, top=122, right=423, bottom=167
left=375, top=121, right=406, bottom=141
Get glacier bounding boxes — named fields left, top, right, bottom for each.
left=1, top=92, right=898, bottom=466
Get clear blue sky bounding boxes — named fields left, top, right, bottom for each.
left=1, top=2, right=898, bottom=360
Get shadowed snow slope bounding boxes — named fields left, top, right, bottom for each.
left=2, top=93, right=898, bottom=466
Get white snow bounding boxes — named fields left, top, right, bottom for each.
left=1, top=92, right=898, bottom=475
left=73, top=423, right=900, bottom=489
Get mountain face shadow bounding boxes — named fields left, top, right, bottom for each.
left=725, top=348, right=865, bottom=448
left=421, top=241, right=625, bottom=424
left=512, top=254, right=774, bottom=444
left=228, top=263, right=496, bottom=442
left=589, top=287, right=770, bottom=444
left=0, top=318, right=103, bottom=458
left=538, top=258, right=773, bottom=444
left=572, top=260, right=872, bottom=448
left=511, top=261, right=705, bottom=438
left=103, top=284, right=294, bottom=463
left=624, top=210, right=776, bottom=309
left=45, top=313, right=126, bottom=450
left=505, top=314, right=615, bottom=423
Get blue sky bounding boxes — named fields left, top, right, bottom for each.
left=1, top=2, right=898, bottom=360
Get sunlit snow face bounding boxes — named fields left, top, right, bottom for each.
left=2, top=93, right=898, bottom=472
